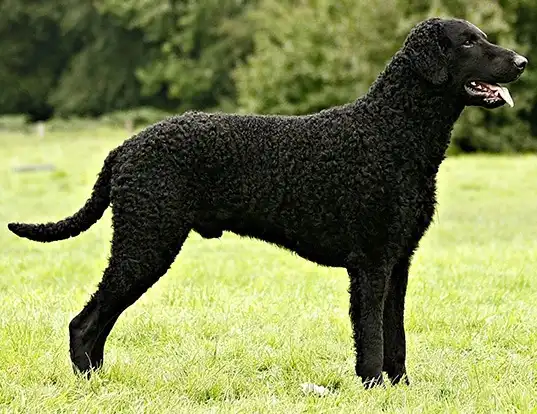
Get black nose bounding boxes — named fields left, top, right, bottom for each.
left=514, top=54, right=528, bottom=70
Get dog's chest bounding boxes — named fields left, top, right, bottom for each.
left=392, top=172, right=438, bottom=245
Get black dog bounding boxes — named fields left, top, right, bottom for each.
left=8, top=18, right=526, bottom=388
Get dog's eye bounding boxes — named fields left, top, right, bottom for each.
left=462, top=39, right=474, bottom=48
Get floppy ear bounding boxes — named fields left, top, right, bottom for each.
left=404, top=19, right=449, bottom=85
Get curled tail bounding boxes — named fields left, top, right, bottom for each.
left=8, top=149, right=117, bottom=243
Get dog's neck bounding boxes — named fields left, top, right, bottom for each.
left=358, top=51, right=465, bottom=168
left=365, top=51, right=465, bottom=121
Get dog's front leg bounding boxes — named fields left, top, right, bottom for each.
left=347, top=265, right=390, bottom=389
left=382, top=255, right=411, bottom=386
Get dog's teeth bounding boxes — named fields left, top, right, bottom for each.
left=470, top=81, right=477, bottom=86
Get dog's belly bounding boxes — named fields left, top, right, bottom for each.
left=232, top=228, right=349, bottom=267
left=193, top=217, right=350, bottom=268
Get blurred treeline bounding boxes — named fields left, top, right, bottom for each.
left=1, top=0, right=537, bottom=152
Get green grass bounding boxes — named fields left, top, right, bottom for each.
left=1, top=128, right=537, bottom=413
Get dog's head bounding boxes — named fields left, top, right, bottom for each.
left=403, top=18, right=527, bottom=109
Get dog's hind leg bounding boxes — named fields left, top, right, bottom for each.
left=68, top=193, right=193, bottom=376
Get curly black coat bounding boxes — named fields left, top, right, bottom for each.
left=8, top=18, right=527, bottom=388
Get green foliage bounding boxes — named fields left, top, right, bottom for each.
left=505, top=0, right=537, bottom=139
left=100, top=107, right=174, bottom=128
left=98, top=0, right=256, bottom=112
left=0, top=1, right=70, bottom=119
left=1, top=0, right=537, bottom=152
left=49, top=0, right=165, bottom=117
left=234, top=0, right=407, bottom=115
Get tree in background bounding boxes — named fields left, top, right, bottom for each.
left=1, top=0, right=537, bottom=153
left=234, top=0, right=407, bottom=115
left=49, top=0, right=161, bottom=117
left=503, top=0, right=537, bottom=139
left=0, top=0, right=163, bottom=119
left=0, top=0, right=254, bottom=118
left=98, top=0, right=256, bottom=112
left=0, top=1, right=72, bottom=120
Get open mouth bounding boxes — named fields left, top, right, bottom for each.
left=464, top=81, right=514, bottom=107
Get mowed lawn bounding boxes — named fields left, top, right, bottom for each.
left=1, top=128, right=537, bottom=413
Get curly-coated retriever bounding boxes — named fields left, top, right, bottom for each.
left=8, top=18, right=527, bottom=388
